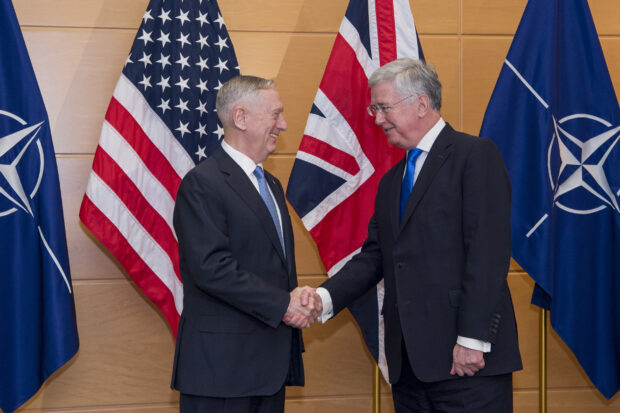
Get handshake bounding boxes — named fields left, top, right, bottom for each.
left=282, top=286, right=323, bottom=329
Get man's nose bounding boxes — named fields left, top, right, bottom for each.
left=374, top=111, right=386, bottom=125
left=277, top=114, right=287, bottom=131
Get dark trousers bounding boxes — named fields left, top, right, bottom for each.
left=180, top=387, right=286, bottom=413
left=392, top=344, right=513, bottom=413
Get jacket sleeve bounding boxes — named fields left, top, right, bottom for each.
left=320, top=212, right=384, bottom=316
left=458, top=138, right=512, bottom=343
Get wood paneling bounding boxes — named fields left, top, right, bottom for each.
left=14, top=0, right=148, bottom=29
left=24, top=28, right=131, bottom=154
left=13, top=0, right=620, bottom=411
left=601, top=38, right=620, bottom=102
left=461, top=36, right=512, bottom=135
left=15, top=0, right=458, bottom=34
left=419, top=36, right=461, bottom=128
left=411, top=0, right=459, bottom=34
left=462, top=0, right=527, bottom=35
left=23, top=280, right=177, bottom=410
left=590, top=0, right=620, bottom=36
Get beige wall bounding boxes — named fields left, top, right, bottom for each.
left=11, top=0, right=620, bottom=411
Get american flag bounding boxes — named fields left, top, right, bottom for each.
left=286, top=0, right=423, bottom=380
left=79, top=0, right=240, bottom=336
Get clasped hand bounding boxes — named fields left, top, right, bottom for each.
left=282, top=286, right=322, bottom=328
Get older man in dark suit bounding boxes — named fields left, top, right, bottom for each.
left=315, top=59, right=522, bottom=412
left=171, top=75, right=320, bottom=413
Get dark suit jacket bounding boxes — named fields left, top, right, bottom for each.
left=171, top=147, right=304, bottom=397
left=321, top=123, right=522, bottom=384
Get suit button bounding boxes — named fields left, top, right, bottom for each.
left=397, top=263, right=403, bottom=269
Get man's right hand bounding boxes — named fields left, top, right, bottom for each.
left=282, top=286, right=322, bottom=328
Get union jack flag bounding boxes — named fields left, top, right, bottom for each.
left=79, top=0, right=239, bottom=336
left=286, top=0, right=423, bottom=380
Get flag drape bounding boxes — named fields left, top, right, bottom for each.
left=79, top=0, right=240, bottom=336
left=480, top=0, right=620, bottom=399
left=286, top=0, right=423, bottom=380
left=0, top=2, right=79, bottom=411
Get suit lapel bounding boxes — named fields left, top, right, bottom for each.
left=390, top=157, right=407, bottom=239
left=265, top=170, right=292, bottom=270
left=399, top=125, right=454, bottom=230
left=214, top=149, right=287, bottom=264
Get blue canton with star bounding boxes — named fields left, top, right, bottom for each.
left=123, top=0, right=240, bottom=163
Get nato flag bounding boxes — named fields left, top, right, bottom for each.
left=480, top=0, right=620, bottom=399
left=0, top=2, right=79, bottom=412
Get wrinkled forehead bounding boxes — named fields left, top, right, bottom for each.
left=259, top=88, right=284, bottom=111
left=370, top=80, right=400, bottom=103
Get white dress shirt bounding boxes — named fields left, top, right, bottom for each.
left=221, top=140, right=284, bottom=234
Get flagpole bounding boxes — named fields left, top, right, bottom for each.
left=374, top=363, right=381, bottom=413
left=539, top=308, right=547, bottom=413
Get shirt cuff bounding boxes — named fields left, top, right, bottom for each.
left=457, top=336, right=491, bottom=352
left=315, top=287, right=333, bottom=323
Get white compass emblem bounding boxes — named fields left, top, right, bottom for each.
left=547, top=114, right=620, bottom=215
left=0, top=109, right=72, bottom=293
left=0, top=110, right=45, bottom=217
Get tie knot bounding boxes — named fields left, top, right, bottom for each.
left=253, top=166, right=265, bottom=180
left=407, top=148, right=423, bottom=165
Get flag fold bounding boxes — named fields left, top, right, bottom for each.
left=287, top=0, right=423, bottom=380
left=480, top=0, right=620, bottom=399
left=0, top=2, right=79, bottom=412
left=79, top=0, right=240, bottom=336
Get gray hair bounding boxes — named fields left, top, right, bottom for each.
left=216, top=75, right=276, bottom=123
left=368, top=58, right=442, bottom=111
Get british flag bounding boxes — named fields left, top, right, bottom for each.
left=79, top=0, right=239, bottom=336
left=286, top=0, right=423, bottom=380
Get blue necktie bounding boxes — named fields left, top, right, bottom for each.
left=253, top=166, right=285, bottom=255
left=399, top=148, right=423, bottom=221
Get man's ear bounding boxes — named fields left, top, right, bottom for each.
left=232, top=105, right=247, bottom=130
left=417, top=94, right=431, bottom=117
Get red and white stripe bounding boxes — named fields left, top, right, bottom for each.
left=80, top=74, right=194, bottom=335
left=292, top=0, right=422, bottom=381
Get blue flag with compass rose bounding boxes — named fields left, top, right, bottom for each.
left=480, top=0, right=620, bottom=399
left=0, top=2, right=79, bottom=412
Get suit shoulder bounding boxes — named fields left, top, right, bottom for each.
left=178, top=157, right=220, bottom=192
left=448, top=129, right=502, bottom=155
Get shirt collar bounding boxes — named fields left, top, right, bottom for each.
left=415, top=117, right=445, bottom=153
left=221, top=140, right=261, bottom=177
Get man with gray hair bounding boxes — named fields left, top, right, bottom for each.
left=315, top=58, right=522, bottom=412
left=171, top=75, right=320, bottom=413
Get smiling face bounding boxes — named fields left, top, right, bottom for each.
left=370, top=80, right=427, bottom=150
left=241, top=89, right=287, bottom=164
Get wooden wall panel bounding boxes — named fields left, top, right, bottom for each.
left=233, top=32, right=336, bottom=155
left=288, top=278, right=376, bottom=398
left=601, top=38, right=620, bottom=102
left=411, top=0, right=459, bottom=34
left=11, top=0, right=620, bottom=411
left=23, top=28, right=130, bottom=154
left=419, top=36, right=461, bottom=127
left=14, top=0, right=147, bottom=28
left=23, top=280, right=177, bottom=410
left=220, top=0, right=348, bottom=33
left=461, top=36, right=512, bottom=135
left=462, top=0, right=526, bottom=35
left=588, top=0, right=620, bottom=35
left=15, top=0, right=459, bottom=34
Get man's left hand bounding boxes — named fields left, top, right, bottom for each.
left=450, top=344, right=485, bottom=376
